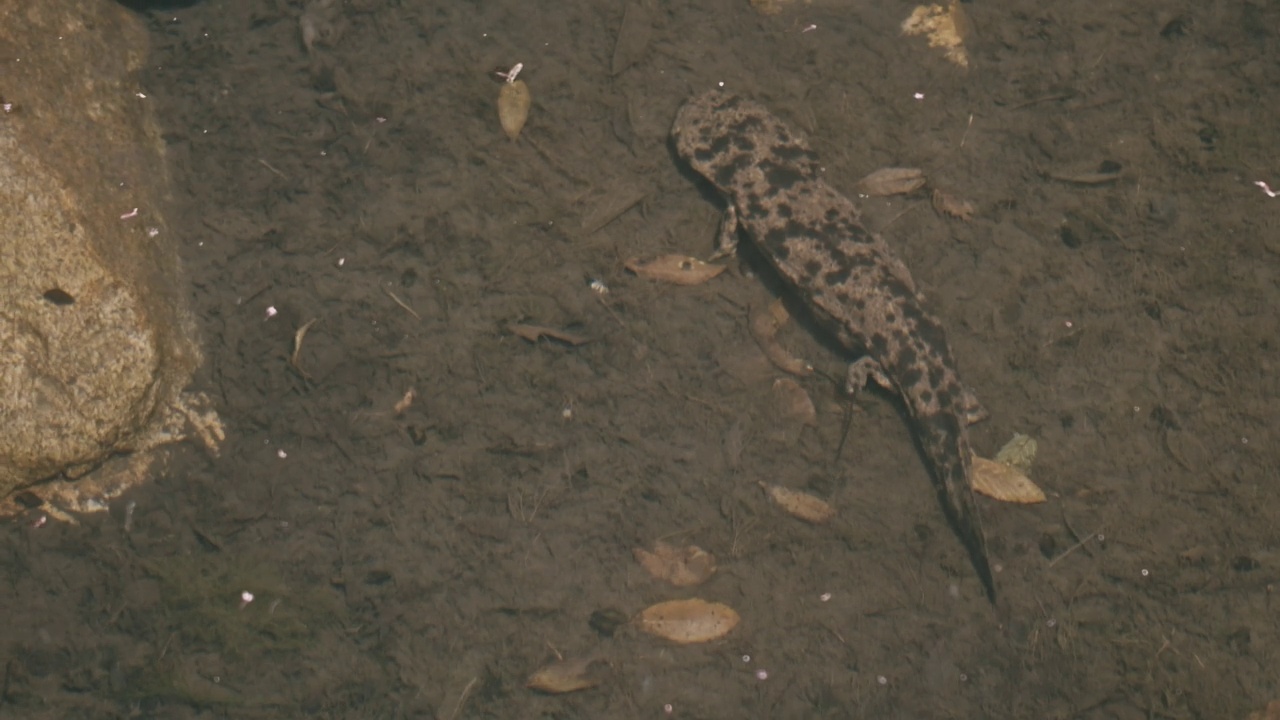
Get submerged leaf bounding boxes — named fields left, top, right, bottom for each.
left=634, top=541, right=717, bottom=587
left=759, top=481, right=835, bottom=524
left=637, top=598, right=740, bottom=644
left=625, top=255, right=726, bottom=285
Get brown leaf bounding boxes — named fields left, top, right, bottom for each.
left=526, top=657, right=604, bottom=694
left=759, top=481, right=835, bottom=524
left=498, top=79, right=531, bottom=141
left=633, top=541, right=717, bottom=587
left=772, top=378, right=817, bottom=428
left=393, top=388, right=416, bottom=415
left=931, top=188, right=976, bottom=221
left=970, top=456, right=1046, bottom=504
left=637, top=598, right=740, bottom=644
left=855, top=167, right=926, bottom=197
left=625, top=255, right=726, bottom=285
left=749, top=299, right=813, bottom=377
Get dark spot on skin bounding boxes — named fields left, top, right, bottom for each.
left=763, top=162, right=807, bottom=190
left=896, top=358, right=923, bottom=388
left=714, top=154, right=752, bottom=188
left=803, top=259, right=823, bottom=277
left=880, top=276, right=914, bottom=300
left=933, top=386, right=954, bottom=409
left=896, top=345, right=917, bottom=369
left=774, top=144, right=815, bottom=164
left=928, top=363, right=947, bottom=390
left=845, top=223, right=873, bottom=244
left=906, top=310, right=954, bottom=364
left=833, top=251, right=880, bottom=275
left=824, top=267, right=850, bottom=286
left=43, top=288, right=75, bottom=305
left=776, top=204, right=793, bottom=218
left=733, top=136, right=755, bottom=152
left=762, top=229, right=791, bottom=262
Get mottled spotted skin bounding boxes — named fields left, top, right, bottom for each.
left=672, top=90, right=995, bottom=600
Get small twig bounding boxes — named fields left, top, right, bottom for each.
left=447, top=676, right=478, bottom=720
left=290, top=318, right=319, bottom=380
left=877, top=202, right=921, bottom=231
left=1048, top=525, right=1104, bottom=567
left=257, top=158, right=287, bottom=178
left=959, top=113, right=974, bottom=149
left=382, top=287, right=421, bottom=319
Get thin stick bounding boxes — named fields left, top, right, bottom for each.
left=448, top=677, right=478, bottom=720
left=959, top=113, right=974, bottom=148
left=382, top=287, right=421, bottom=319
left=257, top=158, right=287, bottom=178
left=290, top=318, right=319, bottom=380
left=1048, top=526, right=1104, bottom=567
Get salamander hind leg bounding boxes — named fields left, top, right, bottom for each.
left=845, top=356, right=894, bottom=396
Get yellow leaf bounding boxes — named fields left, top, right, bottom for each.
left=971, top=456, right=1046, bottom=504
left=759, top=481, right=835, bottom=524
left=526, top=657, right=603, bottom=694
left=625, top=255, right=726, bottom=285
left=637, top=599, right=739, bottom=644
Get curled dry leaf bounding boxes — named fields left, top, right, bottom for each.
left=759, top=481, right=835, bottom=524
left=498, top=79, right=531, bottom=141
left=290, top=317, right=319, bottom=380
left=971, top=456, right=1046, bottom=504
left=637, top=598, right=740, bottom=644
left=932, top=188, right=977, bottom=221
left=393, top=388, right=416, bottom=415
left=856, top=167, right=926, bottom=197
left=625, top=255, right=726, bottom=286
left=749, top=299, right=813, bottom=377
left=634, top=541, right=717, bottom=587
left=772, top=378, right=817, bottom=428
left=526, top=656, right=604, bottom=694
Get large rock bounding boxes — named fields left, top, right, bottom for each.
left=0, top=0, right=208, bottom=502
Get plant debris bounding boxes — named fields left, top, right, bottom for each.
left=760, top=481, right=836, bottom=524
left=637, top=598, right=740, bottom=644
left=625, top=255, right=726, bottom=285
left=634, top=541, right=717, bottom=587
